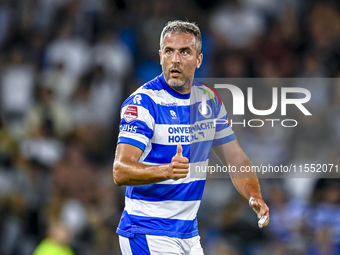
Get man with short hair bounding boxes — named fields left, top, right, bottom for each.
left=113, top=20, right=269, bottom=255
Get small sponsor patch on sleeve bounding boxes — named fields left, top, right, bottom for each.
left=123, top=106, right=138, bottom=122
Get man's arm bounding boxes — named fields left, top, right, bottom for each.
left=212, top=139, right=270, bottom=228
left=113, top=143, right=189, bottom=186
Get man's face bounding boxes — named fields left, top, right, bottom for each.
left=159, top=33, right=203, bottom=93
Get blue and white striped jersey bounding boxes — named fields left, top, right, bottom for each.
left=116, top=73, right=236, bottom=239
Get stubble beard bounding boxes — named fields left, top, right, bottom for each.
left=166, top=72, right=192, bottom=93
left=164, top=62, right=194, bottom=93
left=168, top=79, right=190, bottom=92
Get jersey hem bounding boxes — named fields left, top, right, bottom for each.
left=116, top=228, right=199, bottom=239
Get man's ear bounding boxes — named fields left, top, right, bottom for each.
left=197, top=53, right=203, bottom=69
left=159, top=50, right=162, bottom=65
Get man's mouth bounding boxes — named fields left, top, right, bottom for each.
left=170, top=69, right=181, bottom=77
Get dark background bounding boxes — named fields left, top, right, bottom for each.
left=0, top=0, right=340, bottom=254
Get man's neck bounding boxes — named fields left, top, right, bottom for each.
left=167, top=79, right=192, bottom=94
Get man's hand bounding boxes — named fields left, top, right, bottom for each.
left=168, top=144, right=189, bottom=180
left=249, top=197, right=270, bottom=228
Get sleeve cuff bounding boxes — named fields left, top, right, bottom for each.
left=213, top=133, right=237, bottom=146
left=117, top=137, right=146, bottom=151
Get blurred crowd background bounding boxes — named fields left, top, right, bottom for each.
left=0, top=0, right=340, bottom=254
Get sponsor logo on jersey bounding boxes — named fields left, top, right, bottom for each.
left=167, top=122, right=215, bottom=143
left=160, top=102, right=177, bottom=106
left=120, top=124, right=137, bottom=133
left=133, top=95, right=142, bottom=104
left=123, top=106, right=138, bottom=122
left=170, top=110, right=177, bottom=119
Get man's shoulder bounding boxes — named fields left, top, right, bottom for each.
left=192, top=82, right=223, bottom=107
left=120, top=75, right=164, bottom=111
left=136, top=75, right=164, bottom=93
left=125, top=74, right=177, bottom=107
left=130, top=75, right=163, bottom=98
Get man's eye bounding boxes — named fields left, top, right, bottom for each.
left=166, top=49, right=172, bottom=54
left=182, top=50, right=188, bottom=55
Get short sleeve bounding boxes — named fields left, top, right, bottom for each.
left=117, top=93, right=156, bottom=151
left=213, top=102, right=237, bottom=146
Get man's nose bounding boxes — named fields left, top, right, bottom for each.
left=172, top=51, right=180, bottom=63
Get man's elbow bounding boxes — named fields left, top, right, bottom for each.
left=113, top=162, right=125, bottom=186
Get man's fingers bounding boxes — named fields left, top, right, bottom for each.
left=249, top=197, right=260, bottom=214
left=169, top=146, right=189, bottom=180
left=249, top=197, right=259, bottom=207
left=172, top=155, right=189, bottom=164
left=256, top=203, right=269, bottom=228
left=172, top=144, right=188, bottom=163
left=258, top=205, right=267, bottom=219
left=172, top=167, right=189, bottom=179
left=249, top=197, right=270, bottom=228
left=173, top=174, right=188, bottom=180
left=176, top=144, right=183, bottom=157
left=172, top=161, right=189, bottom=169
left=173, top=168, right=189, bottom=174
left=250, top=200, right=258, bottom=207
left=258, top=213, right=270, bottom=228
left=258, top=215, right=268, bottom=228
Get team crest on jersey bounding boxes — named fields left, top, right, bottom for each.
left=123, top=106, right=138, bottom=122
left=198, top=103, right=212, bottom=118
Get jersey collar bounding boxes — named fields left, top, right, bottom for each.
left=159, top=73, right=191, bottom=100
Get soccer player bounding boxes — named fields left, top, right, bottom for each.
left=113, top=20, right=269, bottom=254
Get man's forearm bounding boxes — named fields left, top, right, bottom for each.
left=212, top=141, right=269, bottom=227
left=229, top=158, right=263, bottom=200
left=113, top=143, right=189, bottom=186
left=212, top=142, right=263, bottom=201
left=230, top=175, right=262, bottom=201
left=113, top=159, right=168, bottom=186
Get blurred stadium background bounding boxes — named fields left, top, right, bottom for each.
left=0, top=0, right=340, bottom=254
